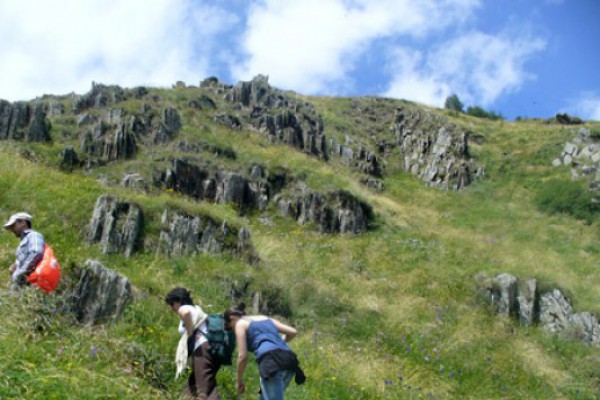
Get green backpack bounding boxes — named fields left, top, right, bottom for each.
left=204, top=314, right=236, bottom=365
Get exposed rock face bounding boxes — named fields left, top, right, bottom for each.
left=552, top=128, right=600, bottom=204
left=73, top=83, right=126, bottom=113
left=158, top=209, right=258, bottom=263
left=80, top=109, right=138, bottom=161
left=481, top=273, right=599, bottom=347
left=0, top=100, right=51, bottom=142
left=156, top=158, right=281, bottom=214
left=275, top=188, right=373, bottom=234
left=330, top=135, right=383, bottom=177
left=70, top=260, right=132, bottom=325
left=219, top=75, right=328, bottom=159
left=87, top=195, right=143, bottom=257
left=539, top=289, right=573, bottom=334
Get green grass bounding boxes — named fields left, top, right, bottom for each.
left=0, top=88, right=599, bottom=399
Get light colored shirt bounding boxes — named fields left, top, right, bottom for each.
left=12, top=229, right=45, bottom=283
left=178, top=304, right=208, bottom=351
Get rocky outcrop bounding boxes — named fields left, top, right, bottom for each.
left=0, top=100, right=51, bottom=142
left=218, top=75, right=328, bottom=159
left=87, top=195, right=143, bottom=257
left=480, top=273, right=599, bottom=347
left=80, top=109, right=138, bottom=161
left=156, top=158, right=284, bottom=214
left=158, top=209, right=258, bottom=263
left=72, top=83, right=126, bottom=113
left=552, top=128, right=600, bottom=204
left=275, top=188, right=373, bottom=234
left=329, top=135, right=383, bottom=177
left=386, top=108, right=482, bottom=190
left=70, top=260, right=132, bottom=325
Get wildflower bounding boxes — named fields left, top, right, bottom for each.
left=398, top=374, right=403, bottom=382
left=90, top=346, right=97, bottom=358
left=406, top=345, right=412, bottom=353
left=385, top=379, right=392, bottom=386
left=424, top=355, right=430, bottom=362
left=448, top=371, right=455, bottom=378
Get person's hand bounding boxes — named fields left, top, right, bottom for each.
left=8, top=263, right=16, bottom=274
left=236, top=379, right=246, bottom=394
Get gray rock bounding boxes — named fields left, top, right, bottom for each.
left=517, top=279, right=538, bottom=326
left=491, top=274, right=518, bottom=317
left=569, top=312, right=600, bottom=347
left=71, top=260, right=132, bottom=325
left=121, top=173, right=146, bottom=190
left=87, top=195, right=142, bottom=257
left=539, top=289, right=573, bottom=334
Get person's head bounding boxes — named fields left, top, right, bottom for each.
left=224, top=302, right=247, bottom=329
left=3, top=212, right=33, bottom=237
left=165, top=287, right=194, bottom=313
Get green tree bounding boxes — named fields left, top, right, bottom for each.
left=444, top=94, right=464, bottom=113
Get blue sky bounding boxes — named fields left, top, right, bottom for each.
left=0, top=0, right=598, bottom=120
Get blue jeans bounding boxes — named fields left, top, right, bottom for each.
left=259, top=370, right=294, bottom=400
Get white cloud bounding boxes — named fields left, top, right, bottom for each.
left=568, top=93, right=600, bottom=121
left=232, top=0, right=481, bottom=93
left=384, top=31, right=546, bottom=107
left=0, top=0, right=237, bottom=101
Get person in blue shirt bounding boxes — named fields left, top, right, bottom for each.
left=3, top=212, right=45, bottom=288
left=224, top=303, right=305, bottom=400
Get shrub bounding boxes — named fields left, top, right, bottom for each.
left=466, top=106, right=503, bottom=120
left=444, top=94, right=464, bottom=113
left=535, top=179, right=598, bottom=223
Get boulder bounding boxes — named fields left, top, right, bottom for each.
left=570, top=312, right=600, bottom=347
left=538, top=289, right=573, bottom=334
left=60, top=145, right=81, bottom=172
left=70, top=260, right=132, bottom=325
left=517, top=279, right=538, bottom=326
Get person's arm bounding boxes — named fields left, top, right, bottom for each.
left=11, top=232, right=44, bottom=282
left=271, top=318, right=297, bottom=342
left=235, top=320, right=249, bottom=394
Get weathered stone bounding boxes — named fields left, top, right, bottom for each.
left=570, top=312, right=600, bottom=347
left=275, top=189, right=373, bottom=234
left=539, top=289, right=573, bottom=334
left=71, top=260, right=132, bottom=325
left=121, top=173, right=146, bottom=190
left=389, top=108, right=481, bottom=190
left=490, top=274, right=518, bottom=317
left=0, top=101, right=51, bottom=142
left=87, top=195, right=143, bottom=257
left=517, top=279, right=538, bottom=326
left=158, top=209, right=258, bottom=262
left=73, top=83, right=126, bottom=113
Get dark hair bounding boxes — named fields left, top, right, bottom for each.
left=165, top=287, right=194, bottom=306
left=23, top=220, right=32, bottom=229
left=224, top=302, right=246, bottom=324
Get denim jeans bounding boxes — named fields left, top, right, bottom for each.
left=259, top=369, right=294, bottom=400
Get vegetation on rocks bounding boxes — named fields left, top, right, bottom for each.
left=0, top=79, right=599, bottom=399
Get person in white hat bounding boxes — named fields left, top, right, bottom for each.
left=3, top=212, right=45, bottom=287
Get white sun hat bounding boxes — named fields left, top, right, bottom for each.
left=3, top=212, right=33, bottom=229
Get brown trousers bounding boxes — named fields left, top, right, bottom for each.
left=184, top=340, right=221, bottom=400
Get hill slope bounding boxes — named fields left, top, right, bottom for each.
left=0, top=77, right=599, bottom=399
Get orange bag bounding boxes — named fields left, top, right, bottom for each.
left=27, top=244, right=61, bottom=294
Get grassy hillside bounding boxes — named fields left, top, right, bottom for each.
left=0, top=83, right=599, bottom=399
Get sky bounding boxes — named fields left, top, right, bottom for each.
left=0, top=0, right=598, bottom=121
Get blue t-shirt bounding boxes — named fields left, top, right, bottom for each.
left=247, top=319, right=290, bottom=359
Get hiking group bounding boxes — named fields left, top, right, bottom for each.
left=166, top=287, right=305, bottom=400
left=2, top=212, right=304, bottom=399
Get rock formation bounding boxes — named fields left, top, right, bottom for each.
left=0, top=100, right=51, bottom=142
left=70, top=260, right=132, bottom=325
left=158, top=209, right=258, bottom=263
left=87, top=195, right=143, bottom=257
left=481, top=273, right=599, bottom=347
